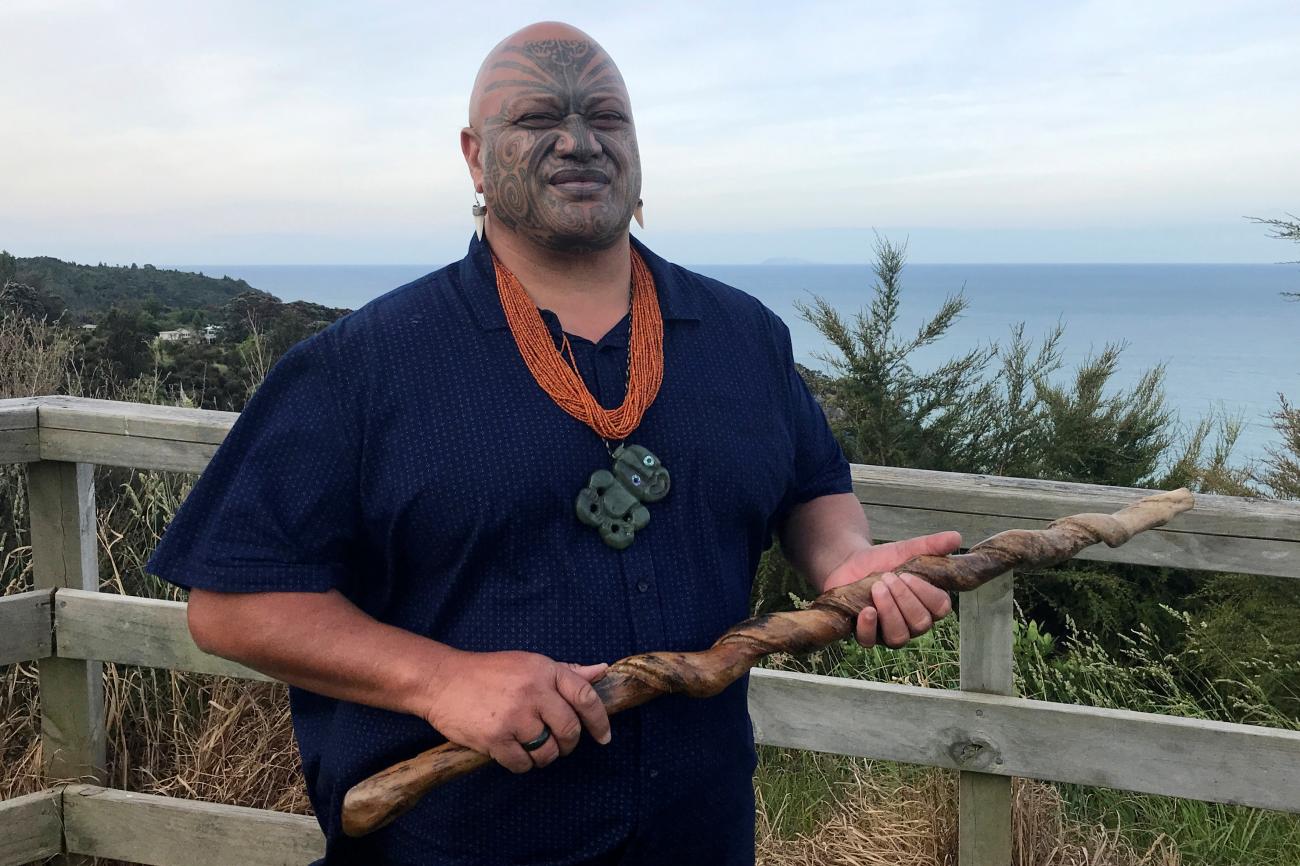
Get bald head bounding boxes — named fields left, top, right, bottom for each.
left=460, top=22, right=642, bottom=253
left=468, top=21, right=629, bottom=128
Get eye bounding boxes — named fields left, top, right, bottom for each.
left=589, top=111, right=625, bottom=129
left=516, top=113, right=561, bottom=128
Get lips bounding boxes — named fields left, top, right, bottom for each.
left=549, top=168, right=610, bottom=185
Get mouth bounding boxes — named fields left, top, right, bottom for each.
left=548, top=168, right=611, bottom=192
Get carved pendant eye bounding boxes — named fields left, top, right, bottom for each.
left=631, top=474, right=642, bottom=486
left=643, top=455, right=655, bottom=466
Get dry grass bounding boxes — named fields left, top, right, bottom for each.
left=757, top=762, right=1180, bottom=866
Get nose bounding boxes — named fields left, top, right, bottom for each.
left=555, top=116, right=601, bottom=160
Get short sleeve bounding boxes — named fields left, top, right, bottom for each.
left=145, top=331, right=362, bottom=593
left=771, top=317, right=853, bottom=527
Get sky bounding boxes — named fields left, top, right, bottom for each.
left=2, top=0, right=1299, bottom=265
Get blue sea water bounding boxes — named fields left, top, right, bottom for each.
left=176, top=261, right=1299, bottom=464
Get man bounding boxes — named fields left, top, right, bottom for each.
left=146, top=21, right=958, bottom=866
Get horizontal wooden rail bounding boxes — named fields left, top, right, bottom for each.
left=54, top=589, right=272, bottom=682
left=3, top=396, right=1299, bottom=579
left=0, top=789, right=62, bottom=866
left=36, top=396, right=231, bottom=474
left=853, top=465, right=1300, bottom=579
left=0, top=590, right=53, bottom=667
left=62, top=785, right=324, bottom=866
left=749, top=668, right=1300, bottom=815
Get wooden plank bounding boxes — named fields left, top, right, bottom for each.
left=55, top=589, right=274, bottom=682
left=0, top=397, right=41, bottom=431
left=36, top=396, right=234, bottom=444
left=852, top=463, right=1300, bottom=543
left=958, top=572, right=1014, bottom=866
left=0, top=428, right=39, bottom=464
left=0, top=590, right=54, bottom=667
left=62, top=785, right=324, bottom=866
left=748, top=669, right=1300, bottom=814
left=0, top=789, right=63, bottom=866
left=959, top=573, right=1014, bottom=696
left=38, top=427, right=217, bottom=474
left=0, top=398, right=41, bottom=463
left=863, top=502, right=1300, bottom=580
left=28, top=461, right=106, bottom=784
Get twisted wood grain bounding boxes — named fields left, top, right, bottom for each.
left=341, top=487, right=1194, bottom=837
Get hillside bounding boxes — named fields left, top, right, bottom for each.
left=0, top=251, right=252, bottom=316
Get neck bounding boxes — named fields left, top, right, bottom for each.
left=486, top=221, right=634, bottom=342
left=487, top=222, right=632, bottom=298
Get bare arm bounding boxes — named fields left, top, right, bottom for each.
left=778, top=492, right=874, bottom=591
left=186, top=588, right=611, bottom=772
left=187, top=588, right=451, bottom=718
left=778, top=492, right=961, bottom=648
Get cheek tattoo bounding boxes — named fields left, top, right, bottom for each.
left=480, top=39, right=642, bottom=252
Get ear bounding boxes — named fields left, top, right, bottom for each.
left=460, top=127, right=485, bottom=194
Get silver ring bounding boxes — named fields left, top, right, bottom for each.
left=520, top=725, right=551, bottom=752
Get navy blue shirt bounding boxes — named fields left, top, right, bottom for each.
left=146, top=235, right=852, bottom=865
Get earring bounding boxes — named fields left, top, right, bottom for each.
left=472, top=194, right=487, bottom=241
left=633, top=198, right=645, bottom=230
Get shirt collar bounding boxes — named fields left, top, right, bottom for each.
left=457, top=233, right=702, bottom=332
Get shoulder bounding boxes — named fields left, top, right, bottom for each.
left=276, top=257, right=470, bottom=414
left=651, top=254, right=794, bottom=358
left=301, top=252, right=485, bottom=377
left=319, top=261, right=459, bottom=350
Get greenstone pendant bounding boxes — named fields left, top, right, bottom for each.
left=575, top=444, right=671, bottom=549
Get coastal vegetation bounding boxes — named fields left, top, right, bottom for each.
left=0, top=250, right=350, bottom=410
left=1, top=232, right=1297, bottom=864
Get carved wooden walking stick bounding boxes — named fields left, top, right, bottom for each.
left=341, top=487, right=1194, bottom=837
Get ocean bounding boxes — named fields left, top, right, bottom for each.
left=176, top=261, right=1299, bottom=465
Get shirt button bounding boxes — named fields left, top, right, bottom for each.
left=637, top=581, right=649, bottom=593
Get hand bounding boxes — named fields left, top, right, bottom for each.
left=821, top=531, right=961, bottom=649
left=420, top=650, right=611, bottom=774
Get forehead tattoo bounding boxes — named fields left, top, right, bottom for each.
left=485, top=39, right=622, bottom=108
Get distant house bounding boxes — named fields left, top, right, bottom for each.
left=156, top=328, right=195, bottom=343
left=202, top=324, right=225, bottom=343
left=80, top=323, right=96, bottom=331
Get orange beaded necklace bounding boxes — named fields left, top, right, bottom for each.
left=491, top=248, right=663, bottom=440
left=490, top=246, right=671, bottom=549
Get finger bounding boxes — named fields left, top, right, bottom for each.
left=855, top=605, right=878, bottom=648
left=871, top=574, right=910, bottom=648
left=567, top=662, right=610, bottom=683
left=900, top=573, right=953, bottom=619
left=488, top=741, right=534, bottom=774
left=556, top=666, right=612, bottom=745
left=884, top=573, right=933, bottom=636
left=537, top=693, right=584, bottom=757
left=526, top=730, right=562, bottom=768
left=870, top=531, right=964, bottom=565
left=524, top=722, right=562, bottom=768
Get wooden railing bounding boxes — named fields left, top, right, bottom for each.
left=1, top=395, right=1298, bottom=866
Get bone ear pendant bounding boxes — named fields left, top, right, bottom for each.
left=576, top=445, right=670, bottom=549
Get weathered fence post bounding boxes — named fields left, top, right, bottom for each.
left=28, top=460, right=106, bottom=783
left=958, top=570, right=1014, bottom=866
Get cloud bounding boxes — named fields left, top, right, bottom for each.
left=3, top=0, right=1298, bottom=262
